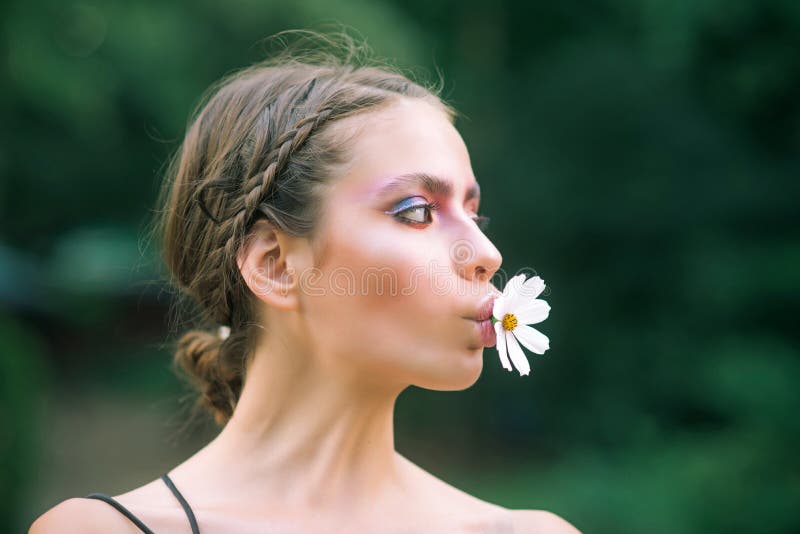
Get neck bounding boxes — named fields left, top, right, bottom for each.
left=175, top=330, right=410, bottom=516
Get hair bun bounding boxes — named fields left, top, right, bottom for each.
left=174, top=329, right=236, bottom=426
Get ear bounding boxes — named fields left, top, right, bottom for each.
left=236, top=219, right=310, bottom=312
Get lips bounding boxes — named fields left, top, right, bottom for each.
left=474, top=295, right=496, bottom=322
left=476, top=317, right=496, bottom=347
left=469, top=294, right=498, bottom=348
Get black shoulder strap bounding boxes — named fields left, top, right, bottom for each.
left=161, top=473, right=201, bottom=534
left=84, top=493, right=156, bottom=534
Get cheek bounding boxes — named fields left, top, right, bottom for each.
left=304, top=222, right=458, bottom=350
left=300, top=243, right=482, bottom=389
left=316, top=228, right=429, bottom=318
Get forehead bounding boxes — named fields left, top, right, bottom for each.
left=330, top=98, right=477, bottom=198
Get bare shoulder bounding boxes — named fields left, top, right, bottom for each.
left=396, top=454, right=507, bottom=511
left=511, top=509, right=582, bottom=534
left=28, top=497, right=140, bottom=534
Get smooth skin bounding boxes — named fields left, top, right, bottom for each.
left=31, top=98, right=581, bottom=533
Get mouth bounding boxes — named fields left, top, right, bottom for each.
left=473, top=316, right=497, bottom=348
left=467, top=295, right=498, bottom=348
left=471, top=295, right=496, bottom=322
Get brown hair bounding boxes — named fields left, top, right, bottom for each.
left=149, top=30, right=456, bottom=427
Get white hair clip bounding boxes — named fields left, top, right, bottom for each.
left=217, top=325, right=231, bottom=340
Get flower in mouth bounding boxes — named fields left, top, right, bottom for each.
left=492, top=274, right=551, bottom=376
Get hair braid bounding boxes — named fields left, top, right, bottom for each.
left=203, top=105, right=338, bottom=327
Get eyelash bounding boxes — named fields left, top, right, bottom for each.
left=392, top=200, right=491, bottom=231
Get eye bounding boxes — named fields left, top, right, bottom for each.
left=387, top=198, right=490, bottom=231
left=391, top=200, right=440, bottom=226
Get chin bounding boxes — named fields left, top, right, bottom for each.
left=415, top=352, right=484, bottom=391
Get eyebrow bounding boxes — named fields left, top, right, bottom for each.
left=376, top=172, right=480, bottom=202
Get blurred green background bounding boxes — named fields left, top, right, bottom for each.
left=2, top=1, right=799, bottom=532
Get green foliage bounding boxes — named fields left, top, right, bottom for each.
left=0, top=312, right=50, bottom=532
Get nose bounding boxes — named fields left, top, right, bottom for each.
left=450, top=231, right=503, bottom=283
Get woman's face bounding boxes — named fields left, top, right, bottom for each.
left=299, top=97, right=503, bottom=391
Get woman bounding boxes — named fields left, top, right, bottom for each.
left=30, top=32, right=580, bottom=533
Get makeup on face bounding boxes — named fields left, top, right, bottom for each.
left=374, top=172, right=490, bottom=231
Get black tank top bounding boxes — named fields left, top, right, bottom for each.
left=85, top=473, right=200, bottom=534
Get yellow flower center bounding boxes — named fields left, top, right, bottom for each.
left=501, top=313, right=517, bottom=331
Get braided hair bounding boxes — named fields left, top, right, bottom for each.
left=149, top=31, right=455, bottom=427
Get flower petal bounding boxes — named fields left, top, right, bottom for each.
left=493, top=294, right=506, bottom=320
left=515, top=299, right=551, bottom=325
left=505, top=274, right=529, bottom=312
left=503, top=274, right=525, bottom=299
left=506, top=329, right=531, bottom=376
left=513, top=323, right=550, bottom=354
left=520, top=275, right=546, bottom=299
left=494, top=321, right=512, bottom=372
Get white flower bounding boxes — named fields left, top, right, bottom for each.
left=492, top=274, right=551, bottom=376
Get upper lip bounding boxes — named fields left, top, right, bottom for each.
left=471, top=295, right=496, bottom=322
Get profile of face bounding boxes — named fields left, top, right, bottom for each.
left=242, top=97, right=503, bottom=393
